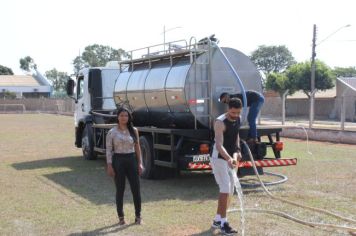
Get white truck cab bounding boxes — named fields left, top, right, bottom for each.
left=66, top=66, right=120, bottom=159
left=73, top=68, right=91, bottom=127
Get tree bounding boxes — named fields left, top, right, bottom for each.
left=5, top=91, right=16, bottom=99
left=250, top=45, right=296, bottom=75
left=265, top=72, right=296, bottom=97
left=45, top=68, right=68, bottom=92
left=73, top=44, right=129, bottom=73
left=286, top=60, right=335, bottom=98
left=333, top=66, right=356, bottom=78
left=19, top=56, right=37, bottom=71
left=0, top=65, right=14, bottom=75
left=73, top=56, right=85, bottom=74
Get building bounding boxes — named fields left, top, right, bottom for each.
left=262, top=77, right=356, bottom=122
left=334, top=77, right=356, bottom=121
left=285, top=87, right=336, bottom=119
left=0, top=71, right=52, bottom=98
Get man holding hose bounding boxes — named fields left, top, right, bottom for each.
left=211, top=97, right=242, bottom=235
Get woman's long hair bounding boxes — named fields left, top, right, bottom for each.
left=116, top=107, right=137, bottom=143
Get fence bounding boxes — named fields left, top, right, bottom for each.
left=261, top=97, right=336, bottom=118
left=1, top=97, right=355, bottom=131
left=0, top=98, right=74, bottom=114
left=261, top=96, right=356, bottom=131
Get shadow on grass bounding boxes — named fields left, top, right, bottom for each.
left=190, top=228, right=218, bottom=236
left=68, top=223, right=136, bottom=236
left=12, top=156, right=219, bottom=205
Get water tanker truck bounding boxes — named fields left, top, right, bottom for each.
left=66, top=36, right=297, bottom=179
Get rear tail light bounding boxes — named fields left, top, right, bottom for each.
left=188, top=99, right=205, bottom=105
left=274, top=141, right=284, bottom=151
left=199, top=144, right=209, bottom=154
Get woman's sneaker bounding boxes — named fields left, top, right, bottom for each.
left=135, top=217, right=142, bottom=225
left=212, top=220, right=221, bottom=228
left=118, top=217, right=125, bottom=226
left=221, top=222, right=238, bottom=235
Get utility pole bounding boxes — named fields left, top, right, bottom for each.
left=162, top=25, right=182, bottom=53
left=309, top=24, right=317, bottom=129
left=309, top=24, right=350, bottom=129
left=163, top=25, right=166, bottom=53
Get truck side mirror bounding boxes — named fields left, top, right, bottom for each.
left=66, top=79, right=75, bottom=96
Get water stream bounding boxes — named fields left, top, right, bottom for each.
left=231, top=168, right=245, bottom=236
left=294, top=125, right=318, bottom=185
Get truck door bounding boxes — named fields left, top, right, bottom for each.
left=75, top=74, right=90, bottom=126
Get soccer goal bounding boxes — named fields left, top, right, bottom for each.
left=0, top=104, right=26, bottom=113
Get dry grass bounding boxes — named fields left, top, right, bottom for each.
left=0, top=114, right=355, bottom=236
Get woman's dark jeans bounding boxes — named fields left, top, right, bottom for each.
left=112, top=153, right=141, bottom=218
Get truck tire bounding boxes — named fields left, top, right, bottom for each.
left=140, top=135, right=176, bottom=179
left=82, top=124, right=97, bottom=160
left=140, top=136, right=155, bottom=179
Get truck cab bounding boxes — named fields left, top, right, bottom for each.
left=67, top=67, right=120, bottom=159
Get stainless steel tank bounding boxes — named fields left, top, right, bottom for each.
left=113, top=47, right=262, bottom=129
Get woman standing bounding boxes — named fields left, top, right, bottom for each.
left=106, top=107, right=143, bottom=225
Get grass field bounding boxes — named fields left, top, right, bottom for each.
left=0, top=114, right=355, bottom=236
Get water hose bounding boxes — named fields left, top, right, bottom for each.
left=229, top=208, right=356, bottom=232
left=211, top=41, right=248, bottom=124
left=229, top=140, right=356, bottom=234
left=240, top=171, right=288, bottom=188
left=240, top=121, right=314, bottom=188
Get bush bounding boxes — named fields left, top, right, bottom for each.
left=1, top=91, right=17, bottom=99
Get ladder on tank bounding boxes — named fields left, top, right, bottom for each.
left=189, top=36, right=214, bottom=130
left=190, top=36, right=248, bottom=130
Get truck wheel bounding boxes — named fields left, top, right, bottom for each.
left=140, top=136, right=155, bottom=179
left=82, top=124, right=97, bottom=160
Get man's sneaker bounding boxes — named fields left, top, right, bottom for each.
left=212, top=220, right=221, bottom=228
left=221, top=222, right=238, bottom=235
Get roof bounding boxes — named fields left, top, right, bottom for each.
left=337, top=77, right=356, bottom=92
left=288, top=87, right=336, bottom=99
left=0, top=75, right=41, bottom=86
left=264, top=90, right=279, bottom=97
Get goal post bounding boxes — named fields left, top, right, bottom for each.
left=0, top=104, right=26, bottom=113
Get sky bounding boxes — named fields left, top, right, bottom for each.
left=1, top=0, right=355, bottom=75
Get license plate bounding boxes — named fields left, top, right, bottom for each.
left=192, top=154, right=210, bottom=162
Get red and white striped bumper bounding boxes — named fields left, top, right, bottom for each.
left=187, top=158, right=297, bottom=170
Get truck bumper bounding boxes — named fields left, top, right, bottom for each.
left=180, top=155, right=297, bottom=171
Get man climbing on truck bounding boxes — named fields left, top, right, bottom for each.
left=220, top=90, right=264, bottom=143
